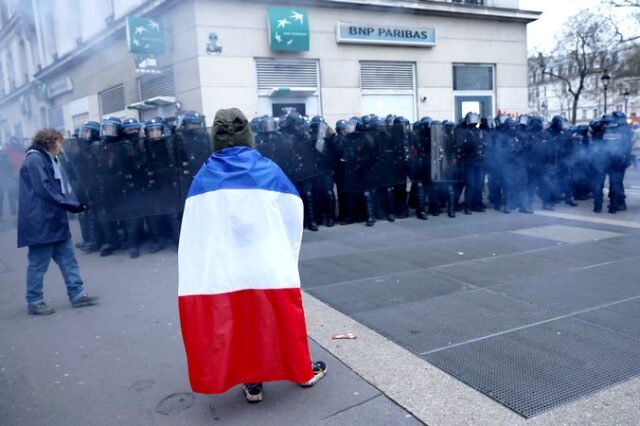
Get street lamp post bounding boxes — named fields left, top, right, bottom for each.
left=601, top=70, right=611, bottom=114
left=623, top=89, right=630, bottom=115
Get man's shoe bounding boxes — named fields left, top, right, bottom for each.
left=243, top=383, right=263, bottom=403
left=300, top=361, right=327, bottom=388
left=129, top=246, right=140, bottom=259
left=308, top=222, right=319, bottom=232
left=100, top=244, right=115, bottom=257
left=565, top=200, right=578, bottom=207
left=387, top=214, right=396, bottom=222
left=71, top=295, right=99, bottom=308
left=28, top=302, right=55, bottom=316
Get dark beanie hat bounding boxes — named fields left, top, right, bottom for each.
left=211, top=108, right=255, bottom=152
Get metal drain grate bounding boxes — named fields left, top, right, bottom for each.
left=423, top=317, right=640, bottom=418
left=353, top=289, right=554, bottom=354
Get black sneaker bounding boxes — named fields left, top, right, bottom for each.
left=300, top=361, right=327, bottom=388
left=28, top=302, right=55, bottom=316
left=242, top=383, right=263, bottom=403
left=71, top=295, right=99, bottom=308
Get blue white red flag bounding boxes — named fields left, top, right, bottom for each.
left=178, top=146, right=314, bottom=394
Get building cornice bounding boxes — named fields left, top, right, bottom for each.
left=251, top=0, right=541, bottom=23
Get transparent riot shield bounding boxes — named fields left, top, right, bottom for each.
left=143, top=136, right=183, bottom=216
left=61, top=138, right=94, bottom=204
left=257, top=131, right=295, bottom=179
left=289, top=133, right=324, bottom=182
left=174, top=129, right=212, bottom=203
left=342, top=131, right=379, bottom=193
left=431, top=122, right=462, bottom=182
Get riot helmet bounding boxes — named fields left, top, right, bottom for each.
left=79, top=121, right=101, bottom=142
left=100, top=117, right=123, bottom=141
left=464, top=112, right=480, bottom=128
left=335, top=119, right=348, bottom=135
left=178, top=111, right=205, bottom=132
left=310, top=115, right=325, bottom=129
left=260, top=116, right=278, bottom=133
left=528, top=116, right=544, bottom=132
left=550, top=115, right=568, bottom=132
left=518, top=114, right=531, bottom=128
left=495, top=114, right=510, bottom=128
left=360, top=115, right=372, bottom=130
left=250, top=117, right=262, bottom=133
left=385, top=114, right=396, bottom=127
left=612, top=111, right=627, bottom=124
left=122, top=118, right=143, bottom=139
left=504, top=117, right=518, bottom=131
left=350, top=116, right=364, bottom=132
left=145, top=117, right=165, bottom=139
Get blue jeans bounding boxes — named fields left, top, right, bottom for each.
left=26, top=238, right=85, bottom=306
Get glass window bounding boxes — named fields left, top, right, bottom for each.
left=453, top=65, right=493, bottom=91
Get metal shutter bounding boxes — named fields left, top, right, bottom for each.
left=360, top=62, right=415, bottom=91
left=99, top=84, right=125, bottom=115
left=138, top=66, right=175, bottom=100
left=256, top=58, right=318, bottom=89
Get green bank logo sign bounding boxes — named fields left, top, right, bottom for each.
left=337, top=22, right=436, bottom=47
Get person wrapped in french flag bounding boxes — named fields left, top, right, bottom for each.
left=178, top=108, right=326, bottom=403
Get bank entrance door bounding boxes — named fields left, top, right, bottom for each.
left=455, top=96, right=493, bottom=122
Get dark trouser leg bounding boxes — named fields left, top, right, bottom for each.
left=427, top=183, right=440, bottom=215
left=473, top=167, right=486, bottom=211
left=168, top=213, right=182, bottom=247
left=447, top=184, right=456, bottom=218
left=608, top=164, right=625, bottom=213
left=488, top=169, right=502, bottom=209
left=385, top=186, right=396, bottom=222
left=415, top=181, right=428, bottom=220
left=591, top=165, right=607, bottom=213
left=394, top=183, right=409, bottom=218
left=146, top=216, right=165, bottom=253
left=100, top=220, right=119, bottom=257
left=341, top=193, right=355, bottom=225
left=125, top=219, right=143, bottom=258
left=463, top=165, right=477, bottom=215
left=326, top=191, right=336, bottom=227
left=363, top=190, right=376, bottom=226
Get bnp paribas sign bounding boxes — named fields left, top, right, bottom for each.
left=337, top=22, right=436, bottom=47
left=268, top=7, right=310, bottom=52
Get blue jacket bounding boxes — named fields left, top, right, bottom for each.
left=17, top=145, right=82, bottom=248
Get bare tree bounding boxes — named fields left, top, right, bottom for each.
left=605, top=0, right=640, bottom=42
left=531, top=10, right=619, bottom=124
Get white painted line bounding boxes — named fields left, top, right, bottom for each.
left=534, top=210, right=640, bottom=229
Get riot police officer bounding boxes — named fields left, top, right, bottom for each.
left=309, top=115, right=337, bottom=227
left=589, top=119, right=607, bottom=213
left=548, top=115, right=577, bottom=206
left=144, top=117, right=181, bottom=251
left=499, top=117, right=532, bottom=213
left=458, top=112, right=486, bottom=214
left=96, top=117, right=125, bottom=256
left=602, top=114, right=627, bottom=213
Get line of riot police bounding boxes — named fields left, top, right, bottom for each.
left=252, top=110, right=634, bottom=231
left=60, top=111, right=212, bottom=258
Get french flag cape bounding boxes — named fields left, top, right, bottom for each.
left=178, top=146, right=314, bottom=394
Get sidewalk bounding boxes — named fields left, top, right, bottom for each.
left=0, top=224, right=421, bottom=425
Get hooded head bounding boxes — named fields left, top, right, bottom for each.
left=211, top=108, right=255, bottom=152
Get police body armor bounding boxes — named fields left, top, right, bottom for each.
left=430, top=121, right=462, bottom=182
